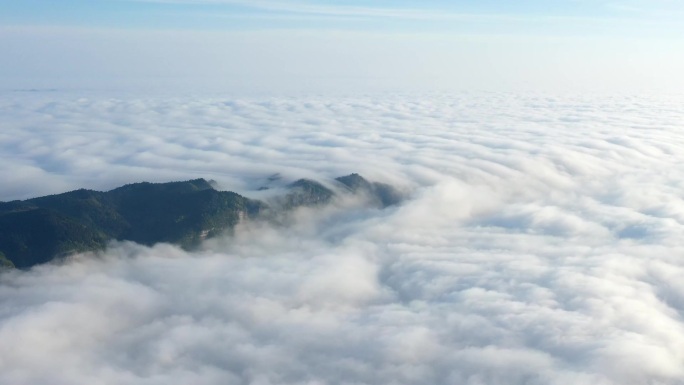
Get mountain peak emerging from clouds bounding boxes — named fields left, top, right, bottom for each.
left=0, top=174, right=402, bottom=269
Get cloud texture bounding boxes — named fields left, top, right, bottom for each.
left=2, top=92, right=684, bottom=384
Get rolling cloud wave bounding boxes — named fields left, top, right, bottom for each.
left=1, top=93, right=684, bottom=384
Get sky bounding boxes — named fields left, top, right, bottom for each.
left=1, top=0, right=683, bottom=94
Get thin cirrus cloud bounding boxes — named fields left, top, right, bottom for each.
left=118, top=0, right=684, bottom=24
left=2, top=92, right=684, bottom=384
left=121, top=0, right=504, bottom=19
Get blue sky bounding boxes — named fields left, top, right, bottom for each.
left=2, top=0, right=683, bottom=34
left=1, top=0, right=683, bottom=94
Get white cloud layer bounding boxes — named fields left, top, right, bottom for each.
left=2, top=92, right=684, bottom=384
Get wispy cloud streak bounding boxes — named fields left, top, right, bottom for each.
left=117, top=0, right=669, bottom=25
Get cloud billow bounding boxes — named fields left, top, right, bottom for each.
left=1, top=92, right=684, bottom=384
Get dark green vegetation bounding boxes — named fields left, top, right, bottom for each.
left=336, top=173, right=403, bottom=208
left=0, top=251, right=14, bottom=269
left=0, top=174, right=401, bottom=269
left=281, top=179, right=336, bottom=209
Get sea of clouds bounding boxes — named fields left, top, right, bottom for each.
left=1, top=91, right=684, bottom=384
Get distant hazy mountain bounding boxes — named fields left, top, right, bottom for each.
left=0, top=174, right=401, bottom=269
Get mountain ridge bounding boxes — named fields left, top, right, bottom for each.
left=0, top=174, right=402, bottom=269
